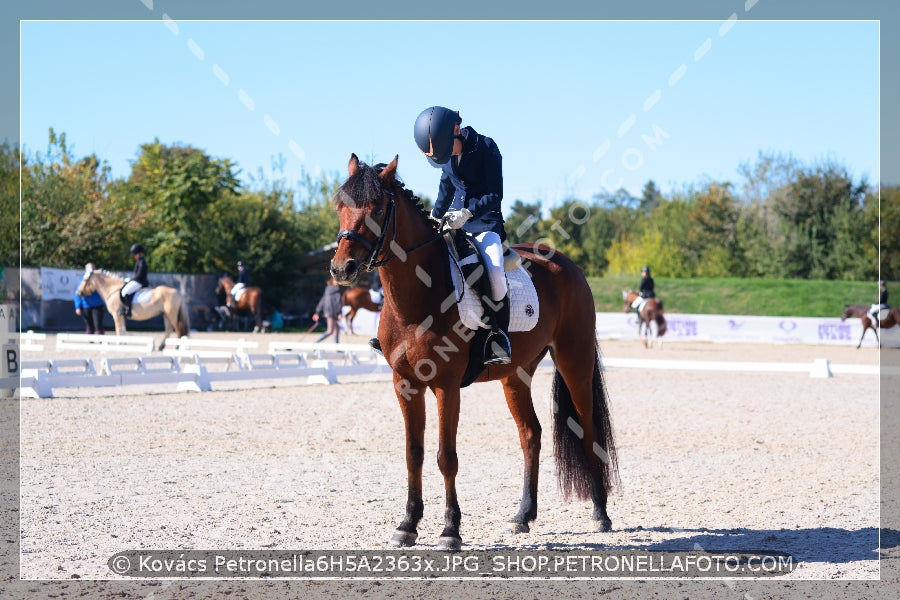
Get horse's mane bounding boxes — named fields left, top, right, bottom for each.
left=93, top=268, right=124, bottom=281
left=336, top=159, right=438, bottom=232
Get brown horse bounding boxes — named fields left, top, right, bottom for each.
left=342, top=286, right=382, bottom=334
left=841, top=304, right=899, bottom=348
left=329, top=154, right=618, bottom=551
left=623, top=290, right=667, bottom=348
left=216, top=276, right=264, bottom=333
left=76, top=267, right=190, bottom=351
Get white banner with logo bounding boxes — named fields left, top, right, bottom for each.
left=40, top=267, right=85, bottom=301
left=596, top=312, right=897, bottom=348
left=344, top=308, right=896, bottom=348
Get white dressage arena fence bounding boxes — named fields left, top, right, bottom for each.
left=9, top=348, right=878, bottom=399
left=16, top=339, right=393, bottom=398
left=56, top=333, right=155, bottom=354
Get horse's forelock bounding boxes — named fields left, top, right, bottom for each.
left=336, top=162, right=386, bottom=209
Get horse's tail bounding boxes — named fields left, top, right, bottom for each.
left=177, top=297, right=191, bottom=337
left=551, top=342, right=619, bottom=500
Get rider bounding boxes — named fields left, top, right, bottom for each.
left=868, top=279, right=889, bottom=325
left=422, top=106, right=510, bottom=364
left=631, top=265, right=656, bottom=322
left=120, top=243, right=149, bottom=317
left=231, top=260, right=251, bottom=304
left=368, top=107, right=510, bottom=365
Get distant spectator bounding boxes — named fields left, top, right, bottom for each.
left=313, top=278, right=343, bottom=344
left=74, top=264, right=106, bottom=334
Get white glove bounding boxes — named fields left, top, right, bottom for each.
left=444, top=208, right=473, bottom=230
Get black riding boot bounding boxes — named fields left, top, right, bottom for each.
left=120, top=294, right=134, bottom=317
left=484, top=295, right=511, bottom=366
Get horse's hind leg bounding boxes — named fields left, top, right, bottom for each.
left=390, top=374, right=426, bottom=548
left=501, top=362, right=543, bottom=533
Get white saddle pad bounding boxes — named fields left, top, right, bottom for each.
left=134, top=288, right=153, bottom=305
left=448, top=253, right=539, bottom=332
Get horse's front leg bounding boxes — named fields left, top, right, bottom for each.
left=113, top=313, right=126, bottom=336
left=433, top=384, right=463, bottom=551
left=390, top=373, right=426, bottom=547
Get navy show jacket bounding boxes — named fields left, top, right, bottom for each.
left=431, top=126, right=505, bottom=240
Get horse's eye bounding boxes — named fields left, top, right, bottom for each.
left=372, top=206, right=384, bottom=217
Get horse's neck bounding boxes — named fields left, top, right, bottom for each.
left=379, top=201, right=448, bottom=322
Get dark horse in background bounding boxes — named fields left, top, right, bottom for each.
left=841, top=304, right=900, bottom=348
left=329, top=154, right=618, bottom=551
left=623, top=290, right=667, bottom=348
left=216, top=276, right=264, bottom=333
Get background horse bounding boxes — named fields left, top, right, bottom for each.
left=841, top=304, right=899, bottom=348
left=342, top=286, right=382, bottom=334
left=216, top=276, right=264, bottom=333
left=623, top=290, right=667, bottom=348
left=330, top=154, right=618, bottom=551
left=76, top=268, right=190, bottom=351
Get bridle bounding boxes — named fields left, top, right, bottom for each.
left=335, top=184, right=443, bottom=272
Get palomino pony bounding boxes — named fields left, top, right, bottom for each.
left=841, top=304, right=900, bottom=348
left=216, top=276, right=264, bottom=333
left=76, top=267, right=190, bottom=351
left=623, top=290, right=667, bottom=348
left=330, top=154, right=618, bottom=551
left=342, top=286, right=382, bottom=334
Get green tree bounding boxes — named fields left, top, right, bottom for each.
left=123, top=140, right=241, bottom=272
left=21, top=129, right=117, bottom=268
left=0, top=142, right=21, bottom=266
left=504, top=199, right=545, bottom=245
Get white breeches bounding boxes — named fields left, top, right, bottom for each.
left=121, top=280, right=142, bottom=296
left=472, top=231, right=507, bottom=302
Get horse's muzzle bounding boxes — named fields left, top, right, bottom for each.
left=330, top=258, right=359, bottom=286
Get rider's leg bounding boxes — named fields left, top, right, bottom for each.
left=474, top=231, right=511, bottom=365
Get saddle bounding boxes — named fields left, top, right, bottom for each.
left=445, top=231, right=539, bottom=333
left=119, top=285, right=151, bottom=305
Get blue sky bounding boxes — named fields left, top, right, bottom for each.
left=20, top=20, right=878, bottom=209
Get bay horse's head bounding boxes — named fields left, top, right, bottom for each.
left=622, top=290, right=636, bottom=312
left=840, top=304, right=852, bottom=321
left=330, top=153, right=400, bottom=286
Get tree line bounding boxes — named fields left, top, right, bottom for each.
left=1, top=130, right=893, bottom=307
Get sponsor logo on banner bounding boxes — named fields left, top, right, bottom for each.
left=40, top=267, right=85, bottom=301
left=667, top=319, right=698, bottom=338
left=817, top=323, right=851, bottom=341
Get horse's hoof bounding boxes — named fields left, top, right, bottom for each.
left=508, top=521, right=530, bottom=534
left=595, top=518, right=612, bottom=533
left=436, top=536, right=462, bottom=552
left=389, top=530, right=418, bottom=547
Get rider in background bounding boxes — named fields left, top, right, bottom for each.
left=231, top=260, right=251, bottom=302
left=414, top=106, right=510, bottom=365
left=869, top=279, right=889, bottom=325
left=120, top=243, right=149, bottom=317
left=631, top=265, right=656, bottom=322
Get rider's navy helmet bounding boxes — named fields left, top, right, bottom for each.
left=130, top=243, right=145, bottom=256
left=237, top=260, right=244, bottom=267
left=414, top=106, right=461, bottom=166
left=641, top=265, right=650, bottom=275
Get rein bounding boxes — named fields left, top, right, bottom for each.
left=336, top=187, right=444, bottom=272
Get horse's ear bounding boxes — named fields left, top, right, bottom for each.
left=379, top=155, right=399, bottom=184
left=348, top=153, right=359, bottom=176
